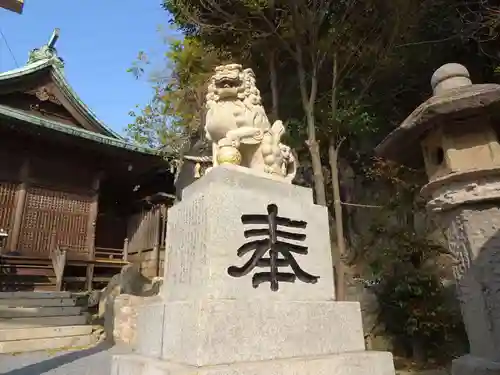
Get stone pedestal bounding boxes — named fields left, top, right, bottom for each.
left=111, top=166, right=395, bottom=375
left=441, top=204, right=500, bottom=375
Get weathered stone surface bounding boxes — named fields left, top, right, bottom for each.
left=135, top=301, right=165, bottom=358
left=113, top=295, right=163, bottom=348
left=423, top=170, right=500, bottom=212
left=112, top=351, right=395, bottom=375
left=112, top=295, right=143, bottom=346
left=442, top=205, right=500, bottom=362
left=167, top=165, right=334, bottom=302
left=182, top=164, right=312, bottom=201
left=452, top=354, right=500, bottom=375
left=100, top=264, right=163, bottom=343
left=160, top=300, right=365, bottom=366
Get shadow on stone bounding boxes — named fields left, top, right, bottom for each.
left=1, top=341, right=113, bottom=375
left=441, top=205, right=500, bottom=374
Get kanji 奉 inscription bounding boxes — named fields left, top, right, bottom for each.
left=227, top=204, right=319, bottom=291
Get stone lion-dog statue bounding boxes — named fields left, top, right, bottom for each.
left=204, top=63, right=297, bottom=181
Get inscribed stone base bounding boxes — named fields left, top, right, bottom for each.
left=135, top=300, right=365, bottom=366
left=115, top=166, right=397, bottom=375
left=111, top=351, right=396, bottom=375
left=452, top=355, right=500, bottom=375
left=164, top=165, right=335, bottom=303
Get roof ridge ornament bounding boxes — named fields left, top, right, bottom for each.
left=27, top=28, right=64, bottom=69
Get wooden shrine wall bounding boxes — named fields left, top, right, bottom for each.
left=0, top=149, right=22, bottom=234
left=127, top=206, right=164, bottom=254
left=0, top=183, right=16, bottom=231
left=126, top=205, right=168, bottom=278
left=18, top=187, right=92, bottom=257
left=0, top=141, right=98, bottom=259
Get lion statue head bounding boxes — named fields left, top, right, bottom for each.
left=205, top=64, right=270, bottom=143
left=206, top=64, right=263, bottom=109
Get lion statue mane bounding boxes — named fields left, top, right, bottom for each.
left=204, top=63, right=297, bottom=181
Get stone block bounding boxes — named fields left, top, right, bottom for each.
left=112, top=351, right=395, bottom=375
left=182, top=164, right=313, bottom=202
left=160, top=300, right=365, bottom=366
left=136, top=301, right=165, bottom=358
left=452, top=355, right=500, bottom=375
left=164, top=166, right=335, bottom=302
left=112, top=295, right=145, bottom=346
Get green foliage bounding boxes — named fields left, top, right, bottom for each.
left=126, top=36, right=228, bottom=153
left=359, top=159, right=465, bottom=361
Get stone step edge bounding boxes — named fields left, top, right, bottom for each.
left=0, top=325, right=94, bottom=341
left=0, top=297, right=78, bottom=308
left=0, top=306, right=83, bottom=318
left=0, top=334, right=96, bottom=354
left=0, top=313, right=89, bottom=328
left=0, top=291, right=72, bottom=299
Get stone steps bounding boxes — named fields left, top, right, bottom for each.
left=0, top=334, right=94, bottom=353
left=0, top=291, right=95, bottom=353
left=0, top=291, right=72, bottom=299
left=0, top=297, right=78, bottom=307
left=0, top=324, right=92, bottom=341
left=0, top=314, right=88, bottom=328
left=0, top=305, right=82, bottom=318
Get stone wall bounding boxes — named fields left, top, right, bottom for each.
left=113, top=294, right=162, bottom=347
left=128, top=249, right=165, bottom=279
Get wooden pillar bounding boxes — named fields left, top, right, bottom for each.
left=123, top=238, right=129, bottom=262
left=153, top=245, right=160, bottom=278
left=153, top=206, right=162, bottom=277
left=85, top=173, right=101, bottom=292
left=8, top=159, right=29, bottom=252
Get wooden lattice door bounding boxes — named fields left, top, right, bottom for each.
left=18, top=186, right=92, bottom=258
left=0, top=182, right=16, bottom=232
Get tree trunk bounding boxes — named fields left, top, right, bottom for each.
left=269, top=50, right=279, bottom=122
left=329, top=140, right=347, bottom=301
left=307, top=136, right=326, bottom=206
left=328, top=54, right=347, bottom=301
left=295, top=46, right=327, bottom=206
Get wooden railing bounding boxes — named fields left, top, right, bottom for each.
left=95, top=246, right=126, bottom=260
left=52, top=238, right=130, bottom=291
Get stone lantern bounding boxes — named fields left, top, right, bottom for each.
left=375, top=63, right=500, bottom=375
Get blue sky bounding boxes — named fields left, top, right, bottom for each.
left=0, top=0, right=177, bottom=134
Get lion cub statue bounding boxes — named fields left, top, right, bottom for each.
left=204, top=63, right=297, bottom=181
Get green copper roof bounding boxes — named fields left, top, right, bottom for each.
left=0, top=55, right=121, bottom=139
left=0, top=30, right=158, bottom=157
left=0, top=104, right=159, bottom=156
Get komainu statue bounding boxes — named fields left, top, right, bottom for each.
left=204, top=63, right=297, bottom=181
